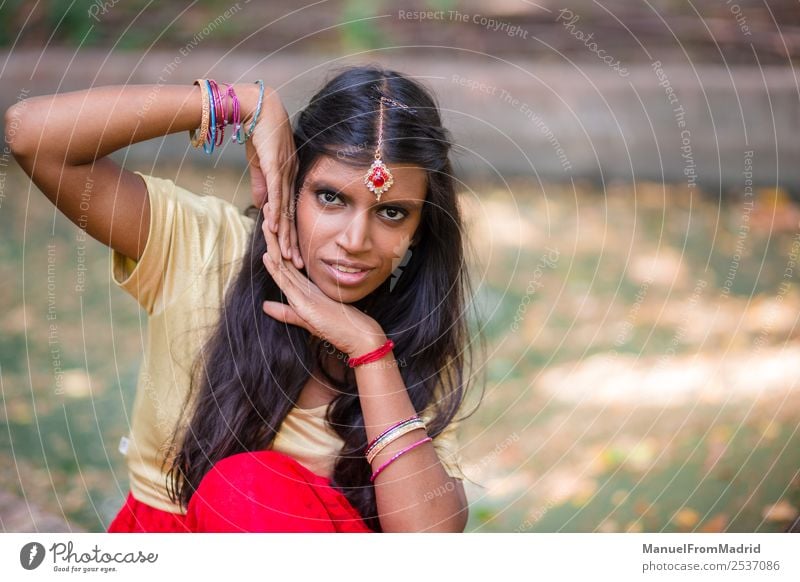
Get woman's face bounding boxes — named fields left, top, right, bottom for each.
left=295, top=154, right=427, bottom=303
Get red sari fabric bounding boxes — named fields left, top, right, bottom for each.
left=108, top=450, right=373, bottom=533
left=107, top=491, right=191, bottom=533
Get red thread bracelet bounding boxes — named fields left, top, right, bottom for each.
left=347, top=339, right=394, bottom=368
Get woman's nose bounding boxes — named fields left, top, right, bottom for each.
left=334, top=210, right=373, bottom=254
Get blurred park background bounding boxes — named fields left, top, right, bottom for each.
left=1, top=0, right=800, bottom=533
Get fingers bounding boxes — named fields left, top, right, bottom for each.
left=262, top=251, right=288, bottom=295
left=277, top=145, right=298, bottom=263
left=278, top=171, right=292, bottom=261
left=290, top=213, right=303, bottom=269
left=266, top=168, right=281, bottom=234
left=246, top=141, right=268, bottom=208
left=262, top=237, right=315, bottom=302
left=258, top=145, right=280, bottom=234
left=262, top=241, right=298, bottom=284
left=286, top=155, right=302, bottom=268
left=261, top=220, right=282, bottom=267
left=248, top=161, right=268, bottom=208
left=263, top=248, right=315, bottom=314
left=261, top=196, right=300, bottom=281
left=262, top=300, right=304, bottom=328
left=263, top=246, right=303, bottom=288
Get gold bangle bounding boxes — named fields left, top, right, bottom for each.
left=366, top=421, right=427, bottom=464
left=189, top=79, right=210, bottom=148
left=365, top=418, right=427, bottom=462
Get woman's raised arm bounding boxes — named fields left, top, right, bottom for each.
left=4, top=83, right=261, bottom=261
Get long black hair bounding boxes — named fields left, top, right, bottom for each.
left=166, top=64, right=485, bottom=532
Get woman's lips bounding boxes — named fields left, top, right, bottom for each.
left=322, top=261, right=372, bottom=286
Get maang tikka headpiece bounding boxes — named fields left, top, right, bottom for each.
left=363, top=91, right=417, bottom=201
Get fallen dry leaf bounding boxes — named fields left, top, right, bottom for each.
left=762, top=500, right=798, bottom=522
left=672, top=507, right=700, bottom=529
left=699, top=513, right=729, bottom=532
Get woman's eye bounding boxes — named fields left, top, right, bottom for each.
left=379, top=207, right=408, bottom=222
left=317, top=190, right=342, bottom=205
left=316, top=190, right=407, bottom=222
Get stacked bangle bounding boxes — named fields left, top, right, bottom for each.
left=189, top=78, right=265, bottom=153
left=365, top=416, right=426, bottom=464
left=365, top=414, right=430, bottom=482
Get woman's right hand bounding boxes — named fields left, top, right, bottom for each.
left=243, top=86, right=303, bottom=269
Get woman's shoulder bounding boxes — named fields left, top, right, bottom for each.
left=134, top=171, right=255, bottom=230
left=112, top=171, right=255, bottom=316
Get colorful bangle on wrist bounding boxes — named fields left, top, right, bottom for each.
left=208, top=79, right=225, bottom=146
left=189, top=78, right=262, bottom=152
left=189, top=78, right=211, bottom=149
left=365, top=414, right=418, bottom=454
left=369, top=436, right=432, bottom=483
left=225, top=83, right=241, bottom=143
left=365, top=416, right=425, bottom=458
left=203, top=80, right=217, bottom=155
left=236, top=79, right=264, bottom=144
left=347, top=338, right=394, bottom=368
left=366, top=420, right=427, bottom=464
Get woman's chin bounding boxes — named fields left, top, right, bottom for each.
left=320, top=284, right=368, bottom=304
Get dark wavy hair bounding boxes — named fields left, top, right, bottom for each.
left=166, top=64, right=485, bottom=532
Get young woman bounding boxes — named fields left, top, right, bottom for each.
left=6, top=64, right=483, bottom=533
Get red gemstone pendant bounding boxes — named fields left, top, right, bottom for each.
left=364, top=159, right=394, bottom=200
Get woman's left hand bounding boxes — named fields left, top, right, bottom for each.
left=259, top=208, right=387, bottom=357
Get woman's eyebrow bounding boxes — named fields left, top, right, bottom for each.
left=309, top=181, right=423, bottom=209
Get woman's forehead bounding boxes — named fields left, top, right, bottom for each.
left=305, top=155, right=428, bottom=205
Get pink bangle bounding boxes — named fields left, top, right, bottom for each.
left=225, top=83, right=242, bottom=142
left=208, top=79, right=222, bottom=146
left=370, top=436, right=432, bottom=483
left=208, top=80, right=225, bottom=146
left=347, top=339, right=394, bottom=368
